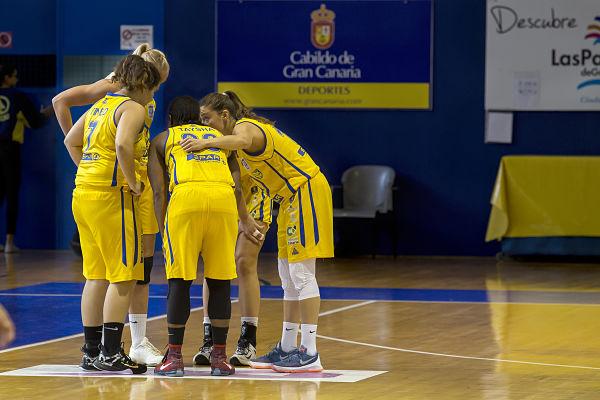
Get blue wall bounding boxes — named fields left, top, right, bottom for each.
left=0, top=0, right=57, bottom=248
left=54, top=0, right=166, bottom=249
left=3, top=0, right=600, bottom=255
left=165, top=0, right=600, bottom=256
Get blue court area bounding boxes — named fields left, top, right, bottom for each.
left=2, top=282, right=600, bottom=349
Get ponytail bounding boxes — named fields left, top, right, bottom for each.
left=130, top=44, right=169, bottom=82
left=132, top=43, right=151, bottom=56
left=200, top=91, right=274, bottom=125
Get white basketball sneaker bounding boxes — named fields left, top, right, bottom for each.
left=129, top=337, right=164, bottom=366
left=230, top=338, right=257, bottom=366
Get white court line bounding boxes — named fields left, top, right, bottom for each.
left=317, top=334, right=600, bottom=371
left=318, top=300, right=376, bottom=317
left=0, top=300, right=238, bottom=354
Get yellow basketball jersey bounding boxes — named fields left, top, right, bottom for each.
left=165, top=124, right=234, bottom=192
left=236, top=118, right=320, bottom=202
left=137, top=99, right=156, bottom=181
left=75, top=93, right=144, bottom=188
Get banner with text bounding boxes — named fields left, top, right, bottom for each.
left=486, top=0, right=600, bottom=110
left=216, top=0, right=432, bottom=109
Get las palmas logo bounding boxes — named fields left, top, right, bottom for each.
left=577, top=16, right=600, bottom=90
left=311, top=4, right=335, bottom=50
left=585, top=16, right=600, bottom=45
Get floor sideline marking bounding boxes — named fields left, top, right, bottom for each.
left=4, top=292, right=600, bottom=307
left=318, top=300, right=376, bottom=317
left=316, top=334, right=600, bottom=371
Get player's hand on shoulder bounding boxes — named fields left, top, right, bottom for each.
left=180, top=137, right=206, bottom=153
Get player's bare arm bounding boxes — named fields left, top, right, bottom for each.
left=180, top=123, right=263, bottom=154
left=228, top=153, right=264, bottom=244
left=63, top=111, right=88, bottom=167
left=115, top=101, right=146, bottom=196
left=52, top=79, right=120, bottom=136
left=148, top=131, right=168, bottom=237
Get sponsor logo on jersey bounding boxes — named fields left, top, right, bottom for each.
left=252, top=169, right=264, bottom=179
left=240, top=158, right=251, bottom=170
left=187, top=153, right=222, bottom=162
left=147, top=104, right=155, bottom=119
left=81, top=152, right=101, bottom=161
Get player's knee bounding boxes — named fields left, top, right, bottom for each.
left=289, top=260, right=320, bottom=301
left=205, top=278, right=232, bottom=320
left=167, top=278, right=192, bottom=325
left=235, top=255, right=257, bottom=278
left=137, top=257, right=154, bottom=285
left=278, top=258, right=300, bottom=300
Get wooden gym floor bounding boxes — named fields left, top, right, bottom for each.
left=2, top=251, right=600, bottom=399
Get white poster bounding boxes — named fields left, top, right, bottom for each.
left=486, top=0, right=600, bottom=110
left=120, top=25, right=153, bottom=51
left=485, top=112, right=513, bottom=144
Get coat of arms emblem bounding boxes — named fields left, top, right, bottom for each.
left=311, top=4, right=335, bottom=50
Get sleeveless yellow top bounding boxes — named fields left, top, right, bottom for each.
left=75, top=93, right=144, bottom=188
left=164, top=124, right=234, bottom=192
left=236, top=118, right=320, bottom=202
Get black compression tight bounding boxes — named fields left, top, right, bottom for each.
left=167, top=278, right=192, bottom=325
left=205, top=278, right=231, bottom=320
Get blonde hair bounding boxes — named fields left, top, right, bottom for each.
left=132, top=43, right=169, bottom=76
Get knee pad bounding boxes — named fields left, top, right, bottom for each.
left=278, top=258, right=300, bottom=301
left=167, top=279, right=192, bottom=325
left=206, top=278, right=232, bottom=320
left=137, top=257, right=154, bottom=285
left=289, top=259, right=320, bottom=301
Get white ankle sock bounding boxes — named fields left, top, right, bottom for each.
left=129, top=314, right=147, bottom=347
left=281, top=322, right=299, bottom=352
left=203, top=316, right=211, bottom=324
left=241, top=317, right=258, bottom=326
left=300, top=324, right=318, bottom=356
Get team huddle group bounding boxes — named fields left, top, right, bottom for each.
left=52, top=44, right=334, bottom=377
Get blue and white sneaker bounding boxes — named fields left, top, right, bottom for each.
left=271, top=346, right=323, bottom=373
left=248, top=343, right=295, bottom=369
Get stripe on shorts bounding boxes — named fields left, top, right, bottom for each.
left=131, top=195, right=138, bottom=264
left=307, top=180, right=320, bottom=245
left=298, top=190, right=306, bottom=247
left=120, top=187, right=127, bottom=266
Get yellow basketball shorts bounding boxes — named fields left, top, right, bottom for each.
left=72, top=187, right=144, bottom=283
left=277, top=172, right=334, bottom=262
left=139, top=177, right=159, bottom=235
left=242, top=174, right=272, bottom=225
left=163, top=183, right=238, bottom=281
